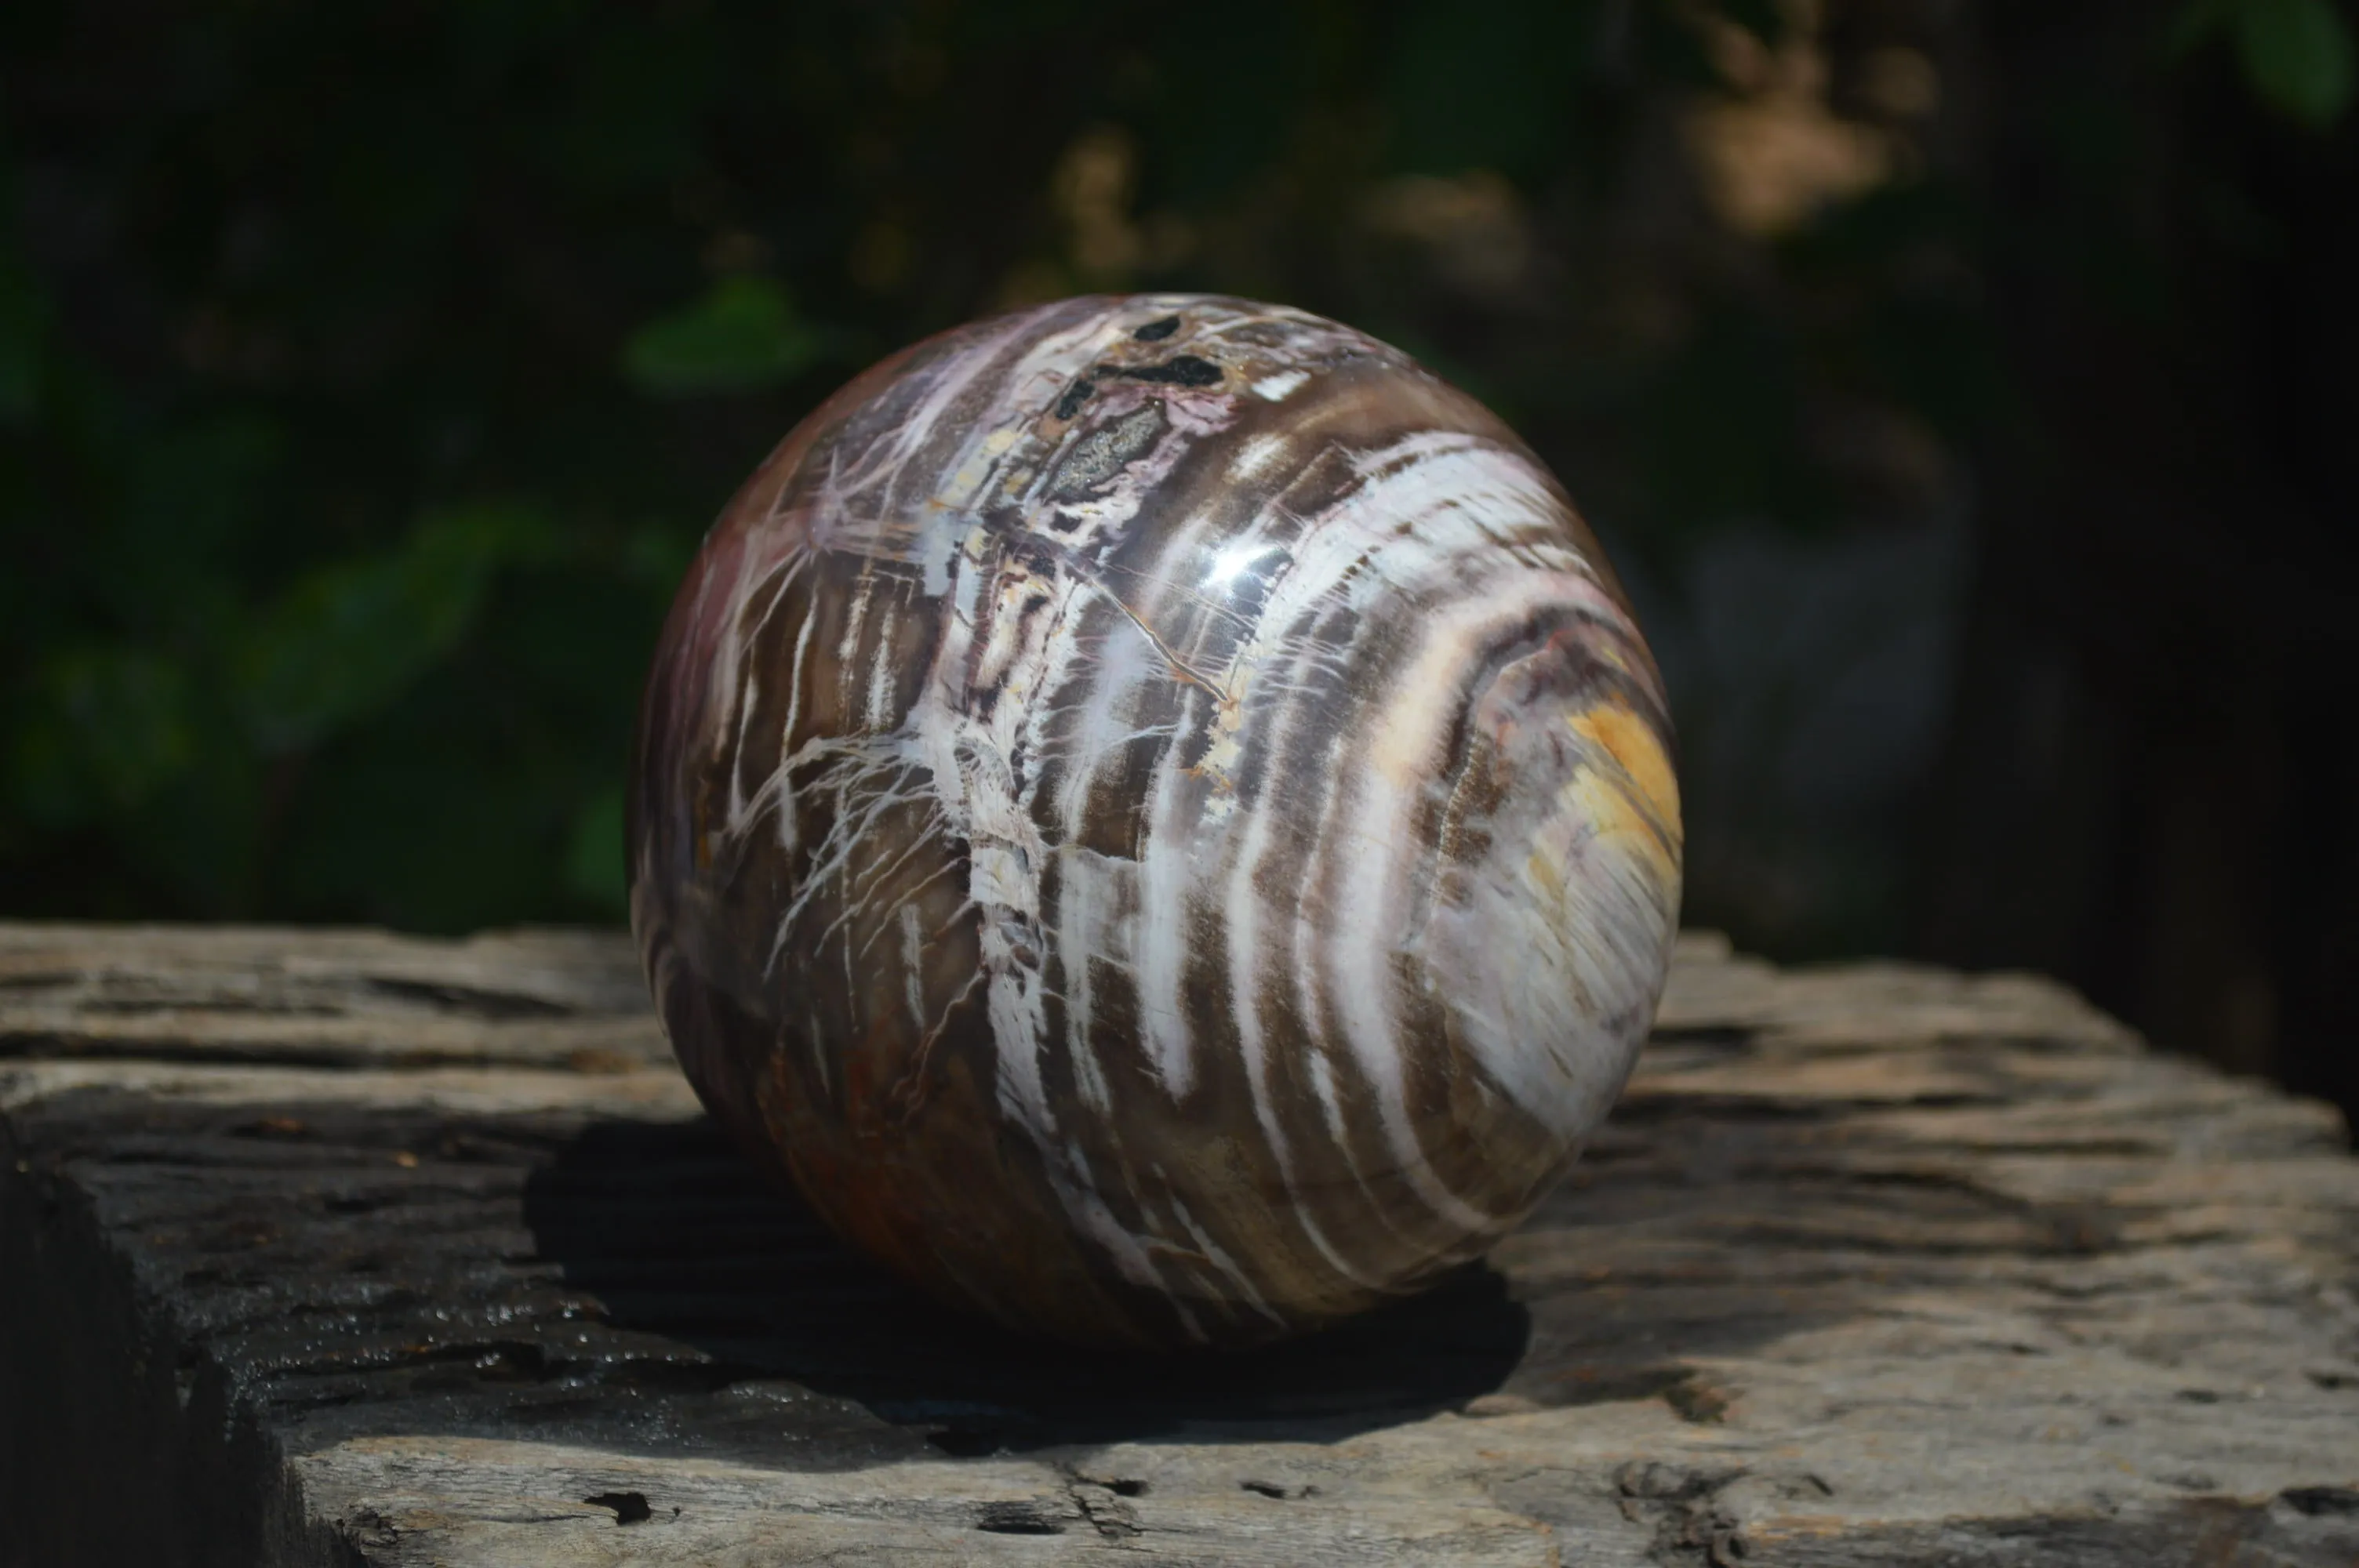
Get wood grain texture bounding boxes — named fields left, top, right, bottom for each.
left=0, top=924, right=670, bottom=1071
left=2, top=920, right=2356, bottom=1566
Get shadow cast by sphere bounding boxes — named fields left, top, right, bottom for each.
left=521, top=1116, right=1530, bottom=1453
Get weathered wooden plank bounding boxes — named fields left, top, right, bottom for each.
left=2, top=923, right=2355, bottom=1566
left=0, top=924, right=669, bottom=1071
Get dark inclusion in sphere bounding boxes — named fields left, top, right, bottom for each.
left=630, top=295, right=1682, bottom=1350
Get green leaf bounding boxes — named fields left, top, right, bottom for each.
left=2168, top=0, right=2234, bottom=56
left=565, top=785, right=628, bottom=916
left=10, top=648, right=196, bottom=820
left=2234, top=0, right=2356, bottom=127
left=621, top=275, right=821, bottom=397
left=233, top=503, right=554, bottom=753
left=1388, top=4, right=1562, bottom=177
left=0, top=247, right=49, bottom=422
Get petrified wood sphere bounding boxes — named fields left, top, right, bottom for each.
left=630, top=295, right=1682, bottom=1350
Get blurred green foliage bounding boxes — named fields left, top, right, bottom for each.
left=0, top=0, right=2346, bottom=946
left=623, top=276, right=827, bottom=397
left=2176, top=0, right=2356, bottom=128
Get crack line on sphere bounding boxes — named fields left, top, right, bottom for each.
left=1028, top=537, right=1230, bottom=699
left=758, top=749, right=943, bottom=982
left=885, top=962, right=989, bottom=1121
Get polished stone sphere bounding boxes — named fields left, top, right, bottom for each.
left=629, top=295, right=1682, bottom=1349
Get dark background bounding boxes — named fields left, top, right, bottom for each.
left=3, top=0, right=2353, bottom=1122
